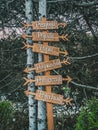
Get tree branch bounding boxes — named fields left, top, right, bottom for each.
left=71, top=81, right=98, bottom=91
left=53, top=70, right=98, bottom=91
left=75, top=1, right=98, bottom=7
left=48, top=0, right=66, bottom=3
left=69, top=53, right=98, bottom=60
left=83, top=15, right=98, bottom=38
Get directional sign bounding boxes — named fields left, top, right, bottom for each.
left=22, top=17, right=66, bottom=30
left=23, top=75, right=72, bottom=86
left=24, top=58, right=70, bottom=73
left=33, top=43, right=60, bottom=56
left=24, top=90, right=72, bottom=105
left=22, top=43, right=68, bottom=56
left=22, top=32, right=68, bottom=41
left=24, top=59, right=61, bottom=73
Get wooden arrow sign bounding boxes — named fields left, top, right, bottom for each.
left=22, top=17, right=66, bottom=30
left=24, top=90, right=72, bottom=105
left=22, top=32, right=68, bottom=41
left=22, top=43, right=68, bottom=56
left=24, top=58, right=70, bottom=73
left=23, top=75, right=72, bottom=86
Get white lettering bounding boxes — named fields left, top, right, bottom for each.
left=35, top=21, right=56, bottom=29
left=36, top=76, right=62, bottom=84
left=37, top=91, right=63, bottom=103
left=37, top=32, right=54, bottom=40
left=39, top=45, right=53, bottom=54
left=36, top=59, right=61, bottom=71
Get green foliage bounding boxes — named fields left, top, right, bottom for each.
left=0, top=100, right=29, bottom=130
left=75, top=98, right=98, bottom=130
left=0, top=101, right=14, bottom=130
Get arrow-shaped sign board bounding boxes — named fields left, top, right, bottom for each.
left=22, top=32, right=68, bottom=41
left=25, top=90, right=72, bottom=105
left=35, top=59, right=62, bottom=73
left=23, top=17, right=66, bottom=30
left=24, top=59, right=61, bottom=73
left=22, top=43, right=68, bottom=56
left=23, top=75, right=72, bottom=86
left=35, top=90, right=63, bottom=105
left=33, top=43, right=60, bottom=56
left=24, top=58, right=70, bottom=73
left=35, top=75, right=62, bottom=86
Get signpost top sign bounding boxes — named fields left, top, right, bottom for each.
left=23, top=17, right=66, bottom=30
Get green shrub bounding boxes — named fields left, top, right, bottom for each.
left=0, top=100, right=14, bottom=130
left=75, top=98, right=98, bottom=130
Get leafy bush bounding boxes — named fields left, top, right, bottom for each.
left=0, top=99, right=29, bottom=130
left=75, top=98, right=98, bottom=130
left=0, top=101, right=14, bottom=130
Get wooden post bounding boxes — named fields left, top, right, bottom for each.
left=44, top=41, right=54, bottom=130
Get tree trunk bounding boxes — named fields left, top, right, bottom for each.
left=25, top=0, right=37, bottom=130
left=37, top=0, right=47, bottom=130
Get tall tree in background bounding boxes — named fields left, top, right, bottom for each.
left=25, top=0, right=37, bottom=129
left=37, top=0, right=47, bottom=130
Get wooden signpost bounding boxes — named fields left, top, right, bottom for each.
left=22, top=42, right=68, bottom=56
left=24, top=58, right=70, bottom=73
left=23, top=17, right=72, bottom=130
left=24, top=90, right=72, bottom=105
